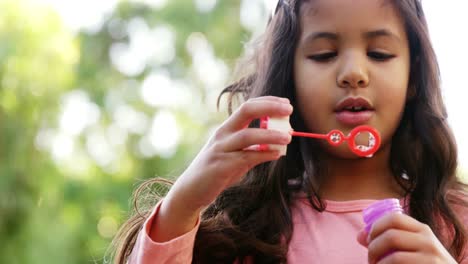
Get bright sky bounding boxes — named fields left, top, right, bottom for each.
left=38, top=0, right=468, bottom=170
left=423, top=2, right=468, bottom=171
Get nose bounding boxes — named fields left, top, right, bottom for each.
left=337, top=53, right=369, bottom=88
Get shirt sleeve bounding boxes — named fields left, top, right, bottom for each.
left=127, top=200, right=201, bottom=264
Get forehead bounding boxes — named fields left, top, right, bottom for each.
left=298, top=0, right=407, bottom=40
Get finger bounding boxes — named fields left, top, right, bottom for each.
left=225, top=148, right=283, bottom=173
left=377, top=251, right=431, bottom=264
left=368, top=229, right=425, bottom=263
left=222, top=128, right=291, bottom=152
left=357, top=228, right=368, bottom=247
left=249, top=96, right=290, bottom=104
left=221, top=98, right=293, bottom=132
left=369, top=213, right=423, bottom=243
left=243, top=145, right=263, bottom=151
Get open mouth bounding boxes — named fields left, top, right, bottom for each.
left=334, top=97, right=374, bottom=113
left=343, top=106, right=369, bottom=112
left=334, top=97, right=374, bottom=126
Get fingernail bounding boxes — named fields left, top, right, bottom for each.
left=280, top=104, right=293, bottom=114
left=259, top=144, right=270, bottom=151
left=280, top=133, right=292, bottom=144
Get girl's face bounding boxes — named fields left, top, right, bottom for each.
left=293, top=0, right=410, bottom=157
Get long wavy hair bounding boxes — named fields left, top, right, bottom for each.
left=111, top=0, right=467, bottom=263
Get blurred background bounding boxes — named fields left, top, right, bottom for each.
left=0, top=0, right=466, bottom=263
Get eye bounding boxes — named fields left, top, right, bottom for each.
left=308, top=52, right=337, bottom=62
left=367, top=51, right=395, bottom=61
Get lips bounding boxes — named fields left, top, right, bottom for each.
left=334, top=97, right=374, bottom=126
left=334, top=97, right=374, bottom=112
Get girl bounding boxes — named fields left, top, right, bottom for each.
left=112, top=0, right=468, bottom=263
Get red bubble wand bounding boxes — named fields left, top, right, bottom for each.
left=259, top=116, right=381, bottom=157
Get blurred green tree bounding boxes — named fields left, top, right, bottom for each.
left=1, top=0, right=77, bottom=263
left=0, top=0, right=260, bottom=263
left=2, top=0, right=465, bottom=263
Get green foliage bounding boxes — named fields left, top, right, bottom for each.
left=0, top=0, right=252, bottom=263
left=4, top=1, right=464, bottom=263
left=1, top=1, right=77, bottom=263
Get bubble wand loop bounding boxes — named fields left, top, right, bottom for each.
left=259, top=116, right=381, bottom=157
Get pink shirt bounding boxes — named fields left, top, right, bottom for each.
left=129, top=197, right=468, bottom=264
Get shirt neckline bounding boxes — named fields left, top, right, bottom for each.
left=295, top=193, right=408, bottom=213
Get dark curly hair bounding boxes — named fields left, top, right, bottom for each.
left=112, top=1, right=467, bottom=263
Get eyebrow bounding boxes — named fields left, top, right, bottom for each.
left=364, top=29, right=402, bottom=42
left=301, top=29, right=402, bottom=45
left=302, top=32, right=339, bottom=43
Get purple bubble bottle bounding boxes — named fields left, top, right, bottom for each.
left=363, top=198, right=403, bottom=232
left=363, top=198, right=404, bottom=259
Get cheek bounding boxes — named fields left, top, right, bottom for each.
left=375, top=64, right=410, bottom=109
left=379, top=77, right=408, bottom=108
left=294, top=59, right=337, bottom=131
left=377, top=83, right=408, bottom=140
left=382, top=84, right=407, bottom=104
left=294, top=61, right=335, bottom=99
left=294, top=75, right=330, bottom=113
left=377, top=60, right=410, bottom=94
left=295, top=86, right=333, bottom=132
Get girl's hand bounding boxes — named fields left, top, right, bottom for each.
left=357, top=213, right=457, bottom=264
left=166, top=96, right=293, bottom=213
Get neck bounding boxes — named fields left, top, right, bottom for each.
left=319, top=144, right=404, bottom=201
